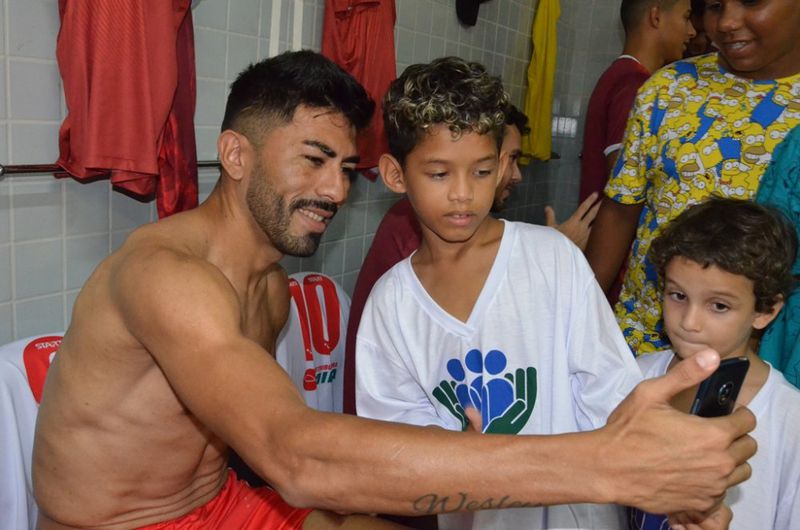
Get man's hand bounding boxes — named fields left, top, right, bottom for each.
left=545, top=192, right=601, bottom=250
left=670, top=503, right=733, bottom=530
left=600, top=349, right=756, bottom=515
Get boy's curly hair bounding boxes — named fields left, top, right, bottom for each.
left=649, top=197, right=798, bottom=313
left=383, top=57, right=509, bottom=165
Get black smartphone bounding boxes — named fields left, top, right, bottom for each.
left=690, top=357, right=750, bottom=418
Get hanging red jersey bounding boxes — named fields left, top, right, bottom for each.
left=56, top=0, right=198, bottom=218
left=322, top=0, right=396, bottom=173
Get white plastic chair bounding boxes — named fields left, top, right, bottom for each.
left=0, top=334, right=62, bottom=530
left=276, top=272, right=350, bottom=413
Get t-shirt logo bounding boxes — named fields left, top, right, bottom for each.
left=22, top=335, right=62, bottom=403
left=432, top=348, right=537, bottom=434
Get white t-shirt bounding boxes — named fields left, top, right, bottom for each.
left=637, top=351, right=800, bottom=530
left=356, top=221, right=641, bottom=529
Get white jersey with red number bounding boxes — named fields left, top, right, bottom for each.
left=276, top=272, right=350, bottom=413
left=0, top=334, right=62, bottom=530
left=356, top=221, right=641, bottom=529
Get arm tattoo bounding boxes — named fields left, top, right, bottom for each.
left=412, top=493, right=540, bottom=515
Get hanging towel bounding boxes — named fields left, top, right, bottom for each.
left=756, top=125, right=800, bottom=389
left=322, top=0, right=396, bottom=174
left=522, top=0, right=560, bottom=161
left=56, top=0, right=198, bottom=218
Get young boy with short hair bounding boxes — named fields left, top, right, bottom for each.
left=355, top=56, right=642, bottom=529
left=631, top=197, right=800, bottom=530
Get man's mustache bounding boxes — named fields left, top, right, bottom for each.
left=291, top=199, right=338, bottom=218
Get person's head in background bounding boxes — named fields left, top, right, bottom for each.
left=649, top=197, right=796, bottom=361
left=703, top=0, right=800, bottom=80
left=218, top=50, right=374, bottom=256
left=380, top=56, right=509, bottom=243
left=684, top=0, right=716, bottom=57
left=492, top=104, right=530, bottom=211
left=621, top=0, right=697, bottom=69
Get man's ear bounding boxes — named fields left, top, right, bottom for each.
left=753, top=297, right=785, bottom=330
left=379, top=153, right=407, bottom=194
left=217, top=130, right=250, bottom=182
left=496, top=150, right=510, bottom=187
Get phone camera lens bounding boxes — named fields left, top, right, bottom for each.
left=717, top=381, right=734, bottom=405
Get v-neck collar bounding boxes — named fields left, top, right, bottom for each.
left=401, top=220, right=514, bottom=337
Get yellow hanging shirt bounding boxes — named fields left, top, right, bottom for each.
left=523, top=0, right=560, bottom=161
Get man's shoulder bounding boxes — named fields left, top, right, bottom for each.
left=593, top=57, right=649, bottom=92
left=113, top=228, right=236, bottom=306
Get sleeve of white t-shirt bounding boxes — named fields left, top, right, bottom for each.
left=564, top=245, right=642, bottom=430
left=355, top=274, right=449, bottom=429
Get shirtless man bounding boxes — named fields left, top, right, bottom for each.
left=33, top=51, right=755, bottom=530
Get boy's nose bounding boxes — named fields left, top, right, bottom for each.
left=448, top=175, right=474, bottom=202
left=680, top=305, right=702, bottom=332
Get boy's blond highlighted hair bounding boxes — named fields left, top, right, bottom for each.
left=383, top=57, right=509, bottom=165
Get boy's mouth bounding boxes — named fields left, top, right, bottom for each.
left=445, top=212, right=475, bottom=226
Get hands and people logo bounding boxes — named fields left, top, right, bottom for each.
left=432, top=348, right=537, bottom=434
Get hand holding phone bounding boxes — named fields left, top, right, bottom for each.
left=690, top=357, right=750, bottom=418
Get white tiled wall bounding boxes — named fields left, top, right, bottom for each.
left=0, top=0, right=622, bottom=344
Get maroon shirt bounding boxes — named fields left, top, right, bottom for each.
left=343, top=198, right=421, bottom=414
left=579, top=57, right=650, bottom=203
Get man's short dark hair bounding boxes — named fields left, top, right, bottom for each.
left=649, top=197, right=798, bottom=313
left=620, top=0, right=681, bottom=34
left=505, top=104, right=530, bottom=136
left=382, top=57, right=509, bottom=166
left=221, top=50, right=374, bottom=143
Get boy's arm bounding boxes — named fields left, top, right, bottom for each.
left=584, top=196, right=643, bottom=292
left=356, top=336, right=456, bottom=429
left=115, top=249, right=755, bottom=517
left=566, top=250, right=642, bottom=428
left=355, top=288, right=457, bottom=430
left=344, top=198, right=421, bottom=415
left=585, top=77, right=651, bottom=292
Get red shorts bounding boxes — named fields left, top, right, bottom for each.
left=141, top=470, right=313, bottom=529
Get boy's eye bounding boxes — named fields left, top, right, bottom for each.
left=705, top=1, right=722, bottom=12
left=711, top=302, right=730, bottom=313
left=668, top=291, right=687, bottom=302
left=428, top=172, right=447, bottom=180
left=475, top=169, right=493, bottom=177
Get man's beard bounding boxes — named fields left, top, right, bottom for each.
left=246, top=163, right=337, bottom=257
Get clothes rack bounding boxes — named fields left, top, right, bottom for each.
left=0, top=160, right=221, bottom=179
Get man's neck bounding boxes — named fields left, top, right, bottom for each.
left=197, top=186, right=285, bottom=287
left=622, top=34, right=665, bottom=74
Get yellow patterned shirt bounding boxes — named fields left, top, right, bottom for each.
left=605, top=53, right=800, bottom=356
